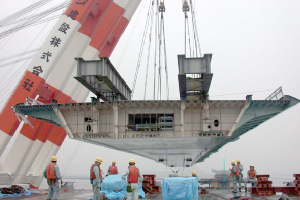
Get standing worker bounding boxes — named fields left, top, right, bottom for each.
left=43, top=156, right=62, bottom=200
left=247, top=164, right=257, bottom=187
left=90, top=157, right=103, bottom=200
left=107, top=160, right=118, bottom=175
left=230, top=160, right=239, bottom=193
left=236, top=159, right=246, bottom=192
left=122, top=159, right=143, bottom=200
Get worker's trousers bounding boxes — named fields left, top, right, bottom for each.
left=238, top=174, right=246, bottom=188
left=92, top=181, right=103, bottom=200
left=248, top=178, right=256, bottom=187
left=127, top=183, right=139, bottom=200
left=47, top=185, right=59, bottom=199
left=233, top=176, right=239, bottom=193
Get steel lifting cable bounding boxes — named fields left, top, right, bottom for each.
left=116, top=0, right=149, bottom=69
left=0, top=0, right=54, bottom=26
left=143, top=1, right=155, bottom=100
left=186, top=17, right=192, bottom=57
left=161, top=14, right=169, bottom=100
left=0, top=49, right=39, bottom=62
left=157, top=11, right=163, bottom=100
left=189, top=0, right=202, bottom=57
left=0, top=19, right=54, bottom=104
left=0, top=2, right=69, bottom=39
left=62, top=141, right=82, bottom=177
left=131, top=0, right=154, bottom=98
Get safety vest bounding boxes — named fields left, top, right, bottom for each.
left=128, top=167, right=139, bottom=183
left=46, top=163, right=56, bottom=180
left=109, top=166, right=118, bottom=174
left=248, top=170, right=256, bottom=178
left=230, top=165, right=239, bottom=177
left=90, top=164, right=102, bottom=179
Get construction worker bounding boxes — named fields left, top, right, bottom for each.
left=229, top=160, right=239, bottom=193
left=247, top=164, right=257, bottom=187
left=43, top=156, right=62, bottom=200
left=90, top=157, right=103, bottom=200
left=122, top=159, right=143, bottom=200
left=236, top=159, right=246, bottom=192
left=192, top=171, right=201, bottom=189
left=107, top=160, right=118, bottom=175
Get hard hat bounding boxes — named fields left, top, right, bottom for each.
left=250, top=164, right=254, bottom=167
left=192, top=170, right=197, bottom=175
left=231, top=160, right=235, bottom=164
left=112, top=160, right=116, bottom=164
left=96, top=157, right=103, bottom=163
left=51, top=156, right=57, bottom=162
left=236, top=159, right=240, bottom=163
left=129, top=159, right=135, bottom=164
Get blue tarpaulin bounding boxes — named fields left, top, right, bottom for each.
left=87, top=175, right=145, bottom=200
left=162, top=177, right=199, bottom=200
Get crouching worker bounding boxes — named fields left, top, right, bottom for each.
left=44, top=156, right=62, bottom=200
left=90, top=157, right=103, bottom=200
left=122, top=159, right=143, bottom=200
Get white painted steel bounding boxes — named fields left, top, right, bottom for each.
left=13, top=140, right=44, bottom=184
left=28, top=15, right=81, bottom=80
left=53, top=100, right=246, bottom=166
left=46, top=32, right=92, bottom=89
left=1, top=134, right=33, bottom=183
left=0, top=131, right=11, bottom=158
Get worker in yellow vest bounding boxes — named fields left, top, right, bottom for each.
left=43, top=156, right=62, bottom=200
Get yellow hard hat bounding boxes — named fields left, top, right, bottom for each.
left=112, top=160, right=116, bottom=164
left=96, top=157, right=103, bottom=163
left=231, top=160, right=235, bottom=164
left=192, top=170, right=197, bottom=175
left=250, top=164, right=254, bottom=167
left=129, top=159, right=135, bottom=164
left=51, top=156, right=57, bottom=162
left=236, top=159, right=240, bottom=163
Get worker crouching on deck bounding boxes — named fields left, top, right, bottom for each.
left=122, top=159, right=143, bottom=200
left=230, top=160, right=239, bottom=193
left=107, top=160, right=118, bottom=175
left=44, top=156, right=62, bottom=200
left=247, top=164, right=257, bottom=187
left=90, top=157, right=103, bottom=200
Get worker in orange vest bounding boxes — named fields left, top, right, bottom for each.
left=247, top=164, right=257, bottom=187
left=107, top=160, right=118, bottom=175
left=122, top=159, right=143, bottom=200
left=90, top=157, right=103, bottom=200
left=43, top=156, right=62, bottom=200
left=229, top=160, right=239, bottom=193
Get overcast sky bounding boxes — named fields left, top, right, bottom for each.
left=0, top=0, right=300, bottom=187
